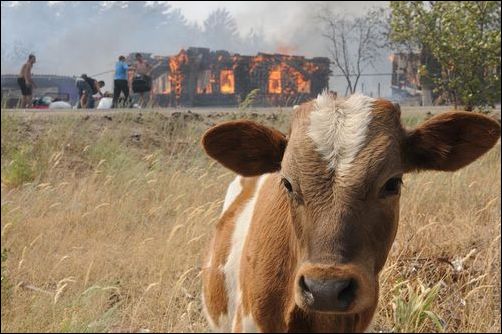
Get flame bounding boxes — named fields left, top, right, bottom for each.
left=168, top=49, right=189, bottom=102
left=220, top=70, right=235, bottom=94
left=268, top=67, right=282, bottom=94
left=197, top=70, right=213, bottom=94
left=156, top=73, right=170, bottom=93
left=296, top=76, right=310, bottom=93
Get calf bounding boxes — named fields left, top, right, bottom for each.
left=201, top=93, right=500, bottom=332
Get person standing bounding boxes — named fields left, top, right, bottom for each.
left=17, top=54, right=37, bottom=108
left=113, top=55, right=130, bottom=108
left=132, top=53, right=152, bottom=108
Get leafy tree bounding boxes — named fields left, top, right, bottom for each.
left=390, top=1, right=501, bottom=110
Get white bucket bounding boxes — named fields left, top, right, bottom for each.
left=97, top=97, right=113, bottom=109
left=49, top=101, right=73, bottom=109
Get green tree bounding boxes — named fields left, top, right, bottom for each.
left=390, top=1, right=501, bottom=111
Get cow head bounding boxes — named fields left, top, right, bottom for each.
left=202, top=93, right=500, bottom=315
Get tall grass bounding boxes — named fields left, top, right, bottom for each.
left=1, top=109, right=500, bottom=333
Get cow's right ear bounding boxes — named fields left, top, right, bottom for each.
left=403, top=111, right=500, bottom=172
left=202, top=120, right=288, bottom=176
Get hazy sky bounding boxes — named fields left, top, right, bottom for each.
left=170, top=1, right=387, bottom=44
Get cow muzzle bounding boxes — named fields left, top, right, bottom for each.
left=295, top=263, right=374, bottom=314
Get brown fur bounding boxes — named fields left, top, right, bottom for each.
left=201, top=97, right=501, bottom=333
left=202, top=177, right=259, bottom=328
left=202, top=120, right=287, bottom=176
left=403, top=111, right=501, bottom=172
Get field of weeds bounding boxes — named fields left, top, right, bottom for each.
left=1, top=108, right=500, bottom=333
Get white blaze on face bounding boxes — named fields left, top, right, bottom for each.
left=308, top=92, right=374, bottom=175
left=223, top=174, right=269, bottom=330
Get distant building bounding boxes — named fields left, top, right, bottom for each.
left=390, top=53, right=423, bottom=105
left=1, top=74, right=79, bottom=107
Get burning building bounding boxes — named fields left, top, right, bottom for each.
left=390, top=51, right=446, bottom=106
left=137, top=47, right=331, bottom=107
left=391, top=52, right=422, bottom=103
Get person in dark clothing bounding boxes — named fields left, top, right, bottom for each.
left=76, top=74, right=104, bottom=109
left=113, top=55, right=130, bottom=108
left=17, top=54, right=37, bottom=108
left=132, top=53, right=152, bottom=108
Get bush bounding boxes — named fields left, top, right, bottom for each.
left=2, top=148, right=35, bottom=188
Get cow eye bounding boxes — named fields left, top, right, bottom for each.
left=380, top=177, right=402, bottom=197
left=281, top=177, right=304, bottom=205
left=282, top=178, right=293, bottom=193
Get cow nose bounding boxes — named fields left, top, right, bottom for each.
left=299, top=276, right=357, bottom=312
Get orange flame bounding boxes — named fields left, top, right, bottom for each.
left=296, top=76, right=310, bottom=93
left=220, top=70, right=235, bottom=94
left=197, top=70, right=213, bottom=94
left=159, top=74, right=171, bottom=93
left=268, top=67, right=282, bottom=94
left=168, top=49, right=189, bottom=102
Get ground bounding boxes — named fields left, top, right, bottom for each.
left=1, top=106, right=500, bottom=333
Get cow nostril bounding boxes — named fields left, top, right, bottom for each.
left=337, top=279, right=357, bottom=307
left=299, top=275, right=314, bottom=304
left=299, top=275, right=308, bottom=292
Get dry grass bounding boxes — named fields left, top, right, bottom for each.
left=1, top=108, right=500, bottom=333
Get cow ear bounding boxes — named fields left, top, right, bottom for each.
left=202, top=120, right=288, bottom=176
left=403, top=111, right=500, bottom=172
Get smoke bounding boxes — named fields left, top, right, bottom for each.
left=1, top=1, right=392, bottom=97
left=1, top=1, right=202, bottom=89
left=242, top=1, right=392, bottom=97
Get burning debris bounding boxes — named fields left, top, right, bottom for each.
left=141, top=47, right=331, bottom=107
left=391, top=52, right=422, bottom=104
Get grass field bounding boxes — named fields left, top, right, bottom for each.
left=1, top=107, right=500, bottom=333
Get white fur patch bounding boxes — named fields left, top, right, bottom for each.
left=221, top=176, right=243, bottom=215
left=223, top=174, right=269, bottom=331
left=204, top=247, right=213, bottom=271
left=217, top=314, right=231, bottom=332
left=308, top=92, right=374, bottom=175
left=242, top=314, right=259, bottom=332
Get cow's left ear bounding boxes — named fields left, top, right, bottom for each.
left=202, top=120, right=288, bottom=176
left=403, top=111, right=500, bottom=172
